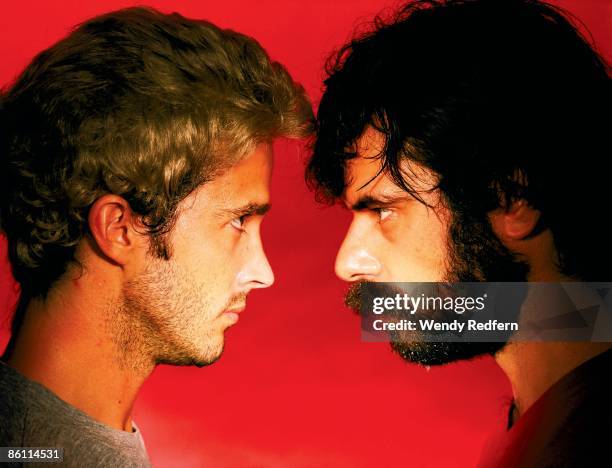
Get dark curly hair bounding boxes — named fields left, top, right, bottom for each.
left=307, top=0, right=610, bottom=280
left=0, top=7, right=313, bottom=355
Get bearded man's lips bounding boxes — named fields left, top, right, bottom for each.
left=344, top=281, right=472, bottom=342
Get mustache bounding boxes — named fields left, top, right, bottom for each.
left=344, top=281, right=464, bottom=319
left=345, top=281, right=401, bottom=314
left=225, top=292, right=248, bottom=310
left=345, top=281, right=369, bottom=313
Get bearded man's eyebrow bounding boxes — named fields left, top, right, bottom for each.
left=350, top=193, right=412, bottom=211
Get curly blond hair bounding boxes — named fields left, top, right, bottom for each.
left=0, top=7, right=312, bottom=349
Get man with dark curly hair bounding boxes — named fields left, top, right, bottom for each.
left=0, top=7, right=311, bottom=466
left=307, top=0, right=610, bottom=466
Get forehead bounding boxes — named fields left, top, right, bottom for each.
left=345, top=127, right=387, bottom=192
left=182, top=142, right=274, bottom=212
left=212, top=141, right=274, bottom=197
left=343, top=126, right=437, bottom=204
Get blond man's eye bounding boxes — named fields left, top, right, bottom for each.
left=230, top=216, right=246, bottom=230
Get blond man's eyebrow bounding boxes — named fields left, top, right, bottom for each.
left=221, top=202, right=271, bottom=218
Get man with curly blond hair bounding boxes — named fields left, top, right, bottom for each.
left=0, top=7, right=311, bottom=466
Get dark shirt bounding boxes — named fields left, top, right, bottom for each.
left=478, top=347, right=612, bottom=467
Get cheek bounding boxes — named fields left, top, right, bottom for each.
left=383, top=209, right=450, bottom=280
left=172, top=230, right=241, bottom=296
left=204, top=234, right=256, bottom=293
left=168, top=204, right=245, bottom=301
left=227, top=236, right=257, bottom=283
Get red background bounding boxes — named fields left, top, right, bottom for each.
left=1, top=1, right=610, bottom=467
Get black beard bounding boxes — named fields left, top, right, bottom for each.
left=345, top=210, right=529, bottom=367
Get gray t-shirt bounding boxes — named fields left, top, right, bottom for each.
left=0, top=361, right=152, bottom=467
